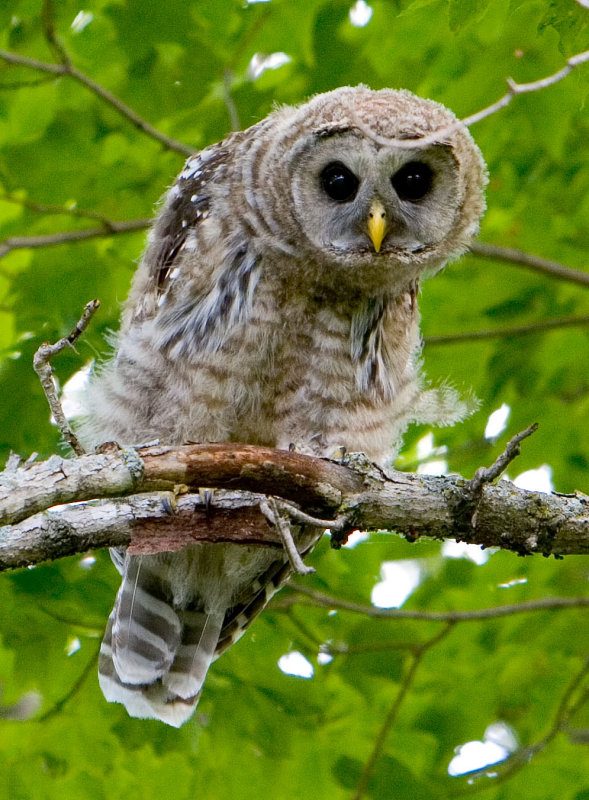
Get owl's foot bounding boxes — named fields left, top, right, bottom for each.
left=329, top=445, right=347, bottom=463
left=260, top=497, right=316, bottom=576
left=198, top=487, right=215, bottom=520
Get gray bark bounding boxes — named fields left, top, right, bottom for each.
left=1, top=443, right=587, bottom=571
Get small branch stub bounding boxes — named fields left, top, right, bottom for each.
left=33, top=299, right=100, bottom=456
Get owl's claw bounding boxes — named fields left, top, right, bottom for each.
left=260, top=497, right=316, bottom=576
left=198, top=487, right=215, bottom=521
left=329, top=445, right=347, bottom=463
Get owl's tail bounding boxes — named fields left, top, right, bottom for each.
left=98, top=552, right=224, bottom=728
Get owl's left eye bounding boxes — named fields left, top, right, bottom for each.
left=391, top=161, right=434, bottom=201
left=320, top=162, right=359, bottom=203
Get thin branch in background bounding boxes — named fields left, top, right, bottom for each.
left=458, top=656, right=589, bottom=792
left=288, top=584, right=589, bottom=621
left=351, top=624, right=455, bottom=800
left=41, top=0, right=71, bottom=66
left=350, top=46, right=589, bottom=150
left=0, top=218, right=151, bottom=260
left=37, top=644, right=100, bottom=722
left=470, top=242, right=589, bottom=288
left=0, top=191, right=134, bottom=225
left=0, top=76, right=55, bottom=90
left=0, top=48, right=193, bottom=157
left=223, top=69, right=241, bottom=131
left=281, top=607, right=325, bottom=650
left=33, top=299, right=100, bottom=456
left=425, top=315, right=589, bottom=346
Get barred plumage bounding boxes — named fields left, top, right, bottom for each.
left=82, top=86, right=486, bottom=726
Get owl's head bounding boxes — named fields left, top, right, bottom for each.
left=249, top=86, right=487, bottom=292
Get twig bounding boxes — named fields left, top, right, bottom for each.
left=458, top=656, right=589, bottom=790
left=41, top=0, right=71, bottom=66
left=456, top=424, right=538, bottom=530
left=223, top=69, right=241, bottom=131
left=260, top=497, right=316, bottom=575
left=350, top=47, right=589, bottom=149
left=287, top=584, right=589, bottom=621
left=37, top=644, right=100, bottom=721
left=351, top=624, right=454, bottom=800
left=425, top=315, right=589, bottom=346
left=32, top=299, right=100, bottom=456
left=0, top=218, right=151, bottom=259
left=467, top=424, right=538, bottom=496
left=0, top=75, right=55, bottom=89
left=0, top=191, right=134, bottom=225
left=470, top=242, right=589, bottom=288
left=0, top=51, right=193, bottom=156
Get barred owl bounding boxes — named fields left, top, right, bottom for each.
left=82, top=86, right=486, bottom=726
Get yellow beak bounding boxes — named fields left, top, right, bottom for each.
left=367, top=199, right=387, bottom=253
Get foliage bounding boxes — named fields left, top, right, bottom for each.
left=0, top=1, right=587, bottom=798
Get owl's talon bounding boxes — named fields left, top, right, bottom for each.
left=199, top=487, right=215, bottom=520
left=329, top=445, right=347, bottom=463
left=260, top=497, right=316, bottom=576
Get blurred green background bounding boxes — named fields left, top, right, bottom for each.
left=0, top=1, right=587, bottom=798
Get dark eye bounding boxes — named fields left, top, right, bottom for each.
left=320, top=162, right=359, bottom=203
left=391, top=161, right=434, bottom=201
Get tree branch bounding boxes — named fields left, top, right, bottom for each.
left=0, top=50, right=193, bottom=156
left=425, top=314, right=589, bottom=346
left=350, top=46, right=589, bottom=149
left=1, top=438, right=588, bottom=572
left=351, top=624, right=455, bottom=800
left=470, top=242, right=589, bottom=288
left=0, top=218, right=151, bottom=259
left=286, top=584, right=589, bottom=621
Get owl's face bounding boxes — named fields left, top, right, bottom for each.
left=246, top=87, right=487, bottom=291
left=291, top=131, right=461, bottom=259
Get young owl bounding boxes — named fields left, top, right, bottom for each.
left=82, top=86, right=487, bottom=726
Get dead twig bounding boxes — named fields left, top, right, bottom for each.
left=457, top=423, right=539, bottom=530
left=33, top=299, right=100, bottom=456
left=467, top=424, right=539, bottom=495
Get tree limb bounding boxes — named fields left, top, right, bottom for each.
left=1, top=439, right=588, bottom=572
left=470, top=242, right=589, bottom=288
left=0, top=218, right=151, bottom=260
left=0, top=50, right=193, bottom=156
left=351, top=46, right=589, bottom=149
left=425, top=314, right=589, bottom=346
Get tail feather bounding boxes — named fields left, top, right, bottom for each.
left=111, top=556, right=182, bottom=685
left=162, top=610, right=224, bottom=699
left=99, top=530, right=322, bottom=726
left=100, top=550, right=225, bottom=725
left=99, top=615, right=197, bottom=727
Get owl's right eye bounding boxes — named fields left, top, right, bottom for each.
left=320, top=162, right=359, bottom=203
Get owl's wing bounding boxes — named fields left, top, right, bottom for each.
left=130, top=144, right=261, bottom=357
left=215, top=526, right=323, bottom=656
left=141, top=146, right=228, bottom=301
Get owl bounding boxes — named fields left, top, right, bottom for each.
left=81, top=86, right=486, bottom=726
